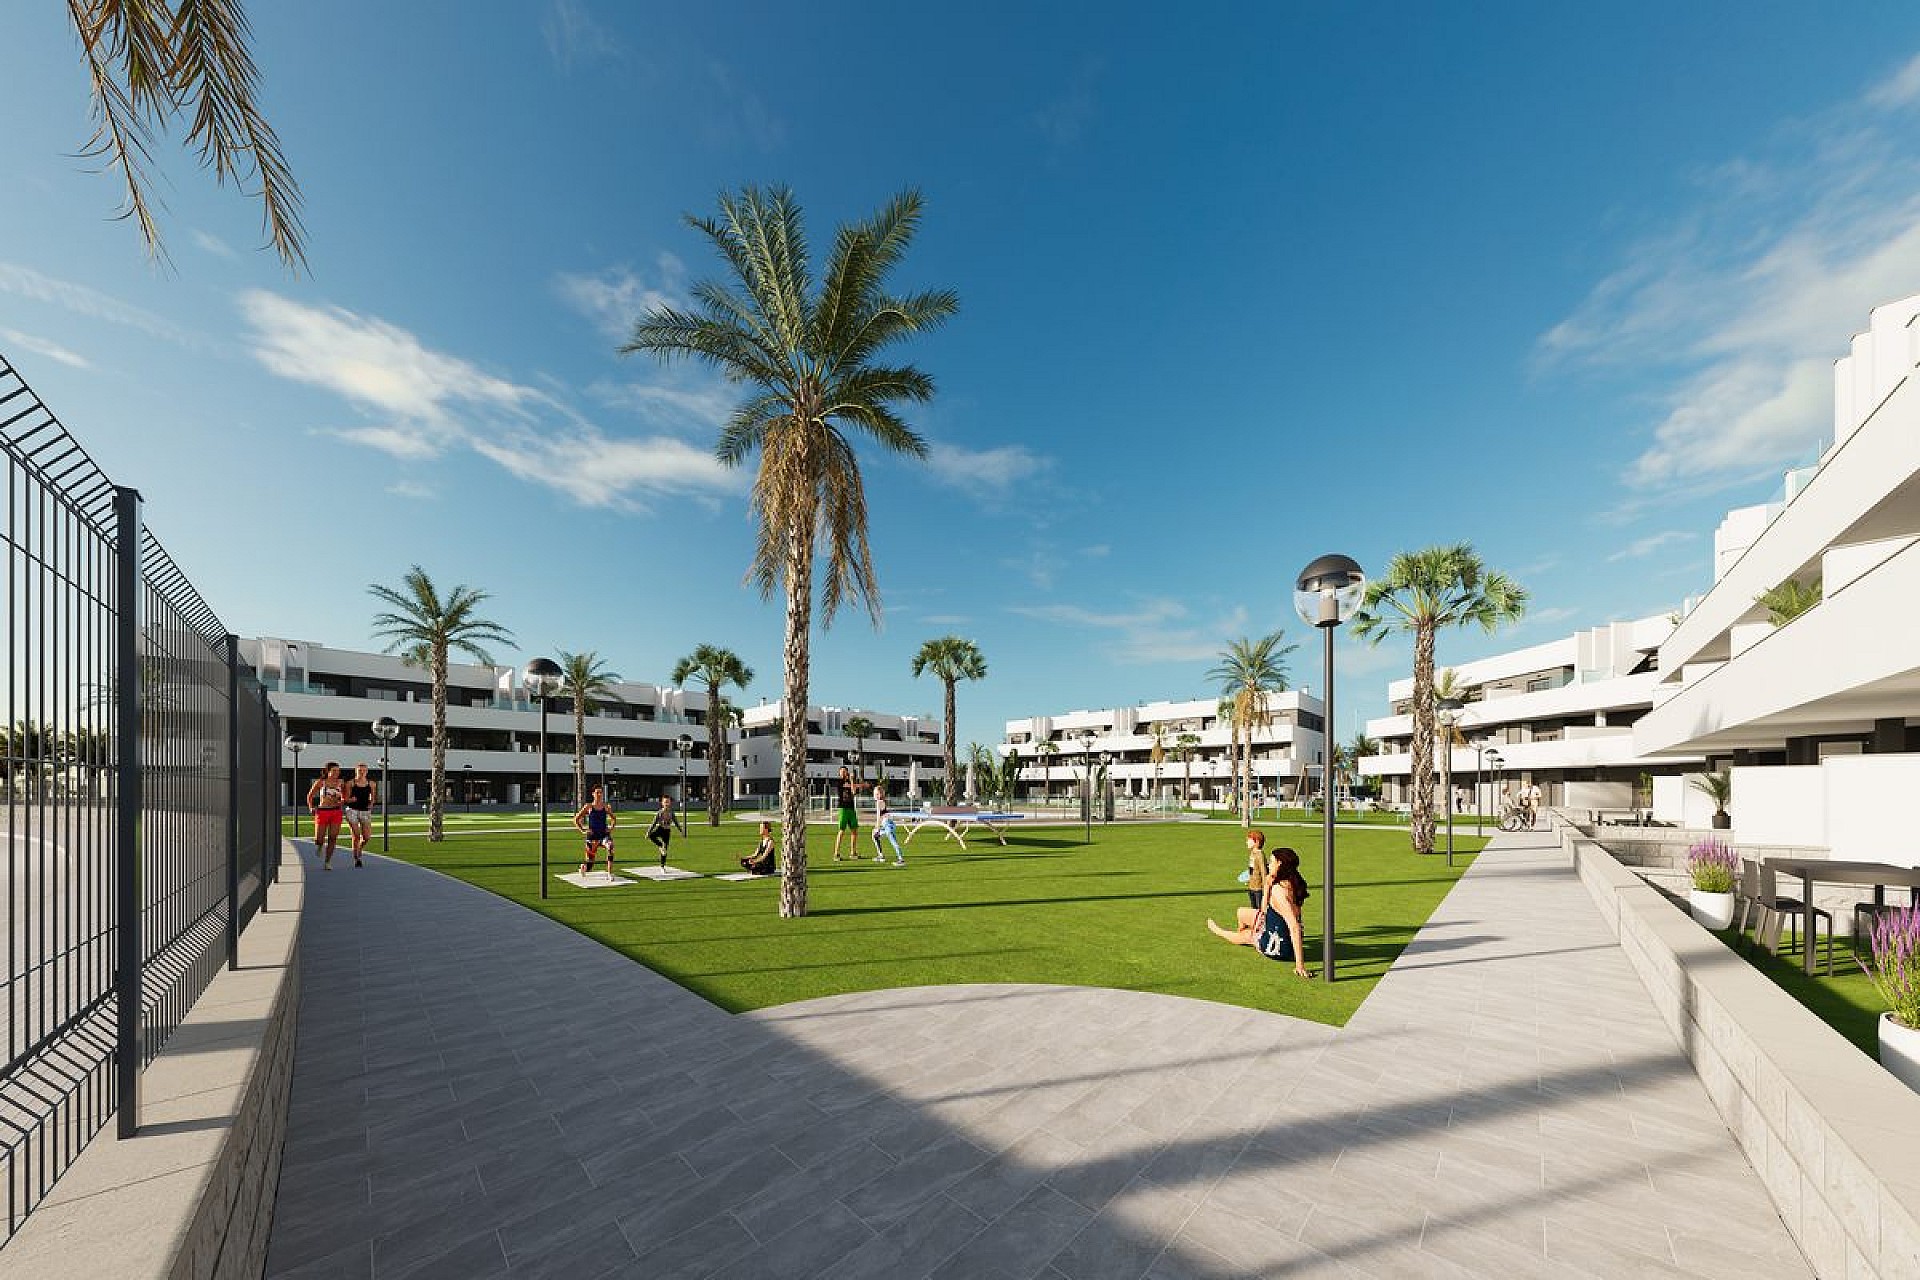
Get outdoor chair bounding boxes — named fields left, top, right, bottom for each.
left=1855, top=901, right=1902, bottom=947
left=1756, top=864, right=1834, bottom=975
left=1734, top=858, right=1765, bottom=935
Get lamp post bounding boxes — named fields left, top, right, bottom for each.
left=283, top=736, right=305, bottom=837
left=1294, top=553, right=1366, bottom=985
left=676, top=733, right=693, bottom=836
left=1487, top=749, right=1505, bottom=826
left=371, top=716, right=399, bottom=853
left=1099, top=752, right=1113, bottom=824
left=597, top=745, right=611, bottom=799
left=1436, top=697, right=1463, bottom=868
left=463, top=764, right=473, bottom=814
left=524, top=657, right=563, bottom=898
left=1078, top=729, right=1096, bottom=844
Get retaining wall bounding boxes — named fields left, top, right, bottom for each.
left=0, top=845, right=304, bottom=1279
left=1565, top=826, right=1920, bottom=1277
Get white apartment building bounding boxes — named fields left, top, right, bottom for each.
left=1001, top=693, right=1327, bottom=803
left=1361, top=616, right=1704, bottom=815
left=245, top=637, right=718, bottom=809
left=1635, top=293, right=1920, bottom=859
left=731, top=701, right=946, bottom=802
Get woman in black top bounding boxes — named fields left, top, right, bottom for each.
left=344, top=763, right=377, bottom=868
left=648, top=796, right=676, bottom=868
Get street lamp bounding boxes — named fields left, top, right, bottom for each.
left=676, top=733, right=694, bottom=835
left=524, top=657, right=563, bottom=898
left=283, top=735, right=305, bottom=838
left=371, top=715, right=399, bottom=853
left=463, top=763, right=473, bottom=814
left=1294, top=553, right=1366, bottom=985
left=1487, top=749, right=1505, bottom=826
left=1436, top=697, right=1464, bottom=868
left=597, top=745, right=611, bottom=800
left=1078, top=728, right=1096, bottom=844
left=1099, top=752, right=1114, bottom=824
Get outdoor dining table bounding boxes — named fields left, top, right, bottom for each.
left=1762, top=856, right=1920, bottom=975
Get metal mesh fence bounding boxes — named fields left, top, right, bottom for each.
left=0, top=354, right=279, bottom=1240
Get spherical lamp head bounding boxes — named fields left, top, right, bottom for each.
left=371, top=715, right=399, bottom=743
left=523, top=656, right=563, bottom=696
left=1293, top=554, right=1366, bottom=629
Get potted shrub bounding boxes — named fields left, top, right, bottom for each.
left=1685, top=837, right=1738, bottom=930
left=1688, top=770, right=1732, bottom=830
left=1860, top=906, right=1920, bottom=1092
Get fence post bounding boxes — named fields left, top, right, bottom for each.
left=113, top=487, right=143, bottom=1140
left=226, top=634, right=241, bottom=969
left=265, top=697, right=278, bottom=893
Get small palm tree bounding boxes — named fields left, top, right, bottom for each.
left=1035, top=738, right=1059, bottom=803
left=910, top=636, right=988, bottom=805
left=624, top=186, right=956, bottom=918
left=1148, top=723, right=1169, bottom=806
left=843, top=715, right=874, bottom=777
left=1347, top=732, right=1380, bottom=799
left=62, top=0, right=306, bottom=268
left=1207, top=632, right=1298, bottom=826
left=1756, top=579, right=1821, bottom=626
left=671, top=645, right=754, bottom=826
left=1352, top=543, right=1528, bottom=855
left=1175, top=731, right=1201, bottom=805
left=369, top=567, right=513, bottom=842
left=1690, top=769, right=1733, bottom=828
left=557, top=651, right=623, bottom=807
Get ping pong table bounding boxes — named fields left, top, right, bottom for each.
left=899, top=807, right=1027, bottom=850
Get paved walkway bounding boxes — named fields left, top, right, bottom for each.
left=264, top=827, right=1810, bottom=1279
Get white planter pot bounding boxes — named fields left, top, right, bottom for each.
left=1881, top=1014, right=1920, bottom=1093
left=1689, top=889, right=1735, bottom=930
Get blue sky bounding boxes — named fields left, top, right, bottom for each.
left=7, top=3, right=1920, bottom=747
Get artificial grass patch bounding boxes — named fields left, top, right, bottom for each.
left=350, top=815, right=1481, bottom=1026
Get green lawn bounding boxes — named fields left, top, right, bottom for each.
left=321, top=814, right=1481, bottom=1025
left=1720, top=927, right=1884, bottom=1057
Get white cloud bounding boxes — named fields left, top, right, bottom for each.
left=1009, top=597, right=1292, bottom=666
left=924, top=442, right=1052, bottom=502
left=240, top=292, right=740, bottom=511
left=191, top=230, right=237, bottom=260
left=1607, top=530, right=1695, bottom=562
left=386, top=481, right=437, bottom=500
left=1539, top=56, right=1920, bottom=490
left=0, top=328, right=90, bottom=369
left=0, top=263, right=193, bottom=345
left=554, top=255, right=685, bottom=340
left=542, top=0, right=621, bottom=70
left=919, top=614, right=972, bottom=626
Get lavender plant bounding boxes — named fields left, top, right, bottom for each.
left=1860, top=906, right=1920, bottom=1032
left=1686, top=838, right=1738, bottom=894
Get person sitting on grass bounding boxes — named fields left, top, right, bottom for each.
left=1208, top=846, right=1312, bottom=978
left=740, top=821, right=777, bottom=876
left=573, top=786, right=617, bottom=876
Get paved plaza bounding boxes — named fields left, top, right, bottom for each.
left=264, top=827, right=1811, bottom=1278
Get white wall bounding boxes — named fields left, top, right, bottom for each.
left=1564, top=780, right=1632, bottom=812
left=1730, top=766, right=1825, bottom=848
left=1823, top=754, right=1920, bottom=867
left=1651, top=774, right=1718, bottom=827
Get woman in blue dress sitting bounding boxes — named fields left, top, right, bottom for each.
left=1208, top=846, right=1312, bottom=978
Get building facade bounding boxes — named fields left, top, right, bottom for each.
left=1361, top=615, right=1704, bottom=816
left=1634, top=293, right=1920, bottom=859
left=1001, top=693, right=1326, bottom=803
left=731, top=701, right=946, bottom=802
left=246, top=637, right=719, bottom=810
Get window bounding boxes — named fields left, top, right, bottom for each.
left=1525, top=677, right=1554, bottom=693
left=366, top=688, right=401, bottom=702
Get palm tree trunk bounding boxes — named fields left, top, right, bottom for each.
left=429, top=648, right=448, bottom=842
left=942, top=678, right=957, bottom=805
left=1410, top=624, right=1437, bottom=855
left=573, top=698, right=587, bottom=807
left=779, top=532, right=814, bottom=919
left=707, top=679, right=724, bottom=827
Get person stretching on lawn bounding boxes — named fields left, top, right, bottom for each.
left=574, top=787, right=617, bottom=877
left=870, top=781, right=905, bottom=867
left=648, top=795, right=676, bottom=868
left=831, top=766, right=869, bottom=862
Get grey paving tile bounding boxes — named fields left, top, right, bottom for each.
left=815, top=1194, right=986, bottom=1280
left=926, top=1185, right=1093, bottom=1280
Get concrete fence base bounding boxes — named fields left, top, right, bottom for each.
left=1564, top=826, right=1920, bottom=1278
left=0, top=845, right=304, bottom=1279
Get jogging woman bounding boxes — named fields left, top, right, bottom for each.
left=306, top=763, right=347, bottom=871
left=344, top=763, right=377, bottom=868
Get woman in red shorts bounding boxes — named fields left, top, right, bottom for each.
left=306, top=762, right=348, bottom=870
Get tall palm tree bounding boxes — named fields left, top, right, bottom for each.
left=1347, top=732, right=1381, bottom=799
left=624, top=185, right=957, bottom=918
left=843, top=715, right=874, bottom=778
left=671, top=645, right=754, bottom=826
left=1207, top=632, right=1298, bottom=826
left=557, top=650, right=623, bottom=807
left=1352, top=543, right=1528, bottom=854
left=1148, top=723, right=1169, bottom=806
left=1175, top=731, right=1201, bottom=804
left=368, top=567, right=513, bottom=842
left=1035, top=738, right=1059, bottom=803
left=910, top=636, right=987, bottom=805
left=63, top=0, right=306, bottom=268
